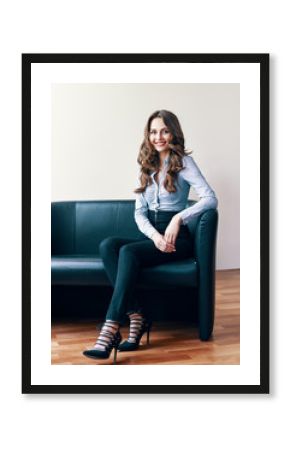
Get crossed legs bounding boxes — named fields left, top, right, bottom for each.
left=84, top=235, right=192, bottom=358
left=99, top=235, right=192, bottom=323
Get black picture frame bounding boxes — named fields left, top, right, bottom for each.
left=22, top=53, right=269, bottom=394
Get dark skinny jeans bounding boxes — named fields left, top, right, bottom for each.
left=99, top=210, right=193, bottom=324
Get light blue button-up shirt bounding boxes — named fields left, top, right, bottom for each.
left=134, top=155, right=218, bottom=238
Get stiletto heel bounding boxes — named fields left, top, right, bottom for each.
left=83, top=327, right=122, bottom=362
left=113, top=346, right=118, bottom=364
left=118, top=318, right=152, bottom=352
left=146, top=326, right=150, bottom=345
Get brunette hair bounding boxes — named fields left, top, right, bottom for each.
left=134, top=110, right=191, bottom=193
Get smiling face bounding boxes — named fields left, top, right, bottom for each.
left=149, top=117, right=173, bottom=155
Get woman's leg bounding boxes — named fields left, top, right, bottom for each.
left=105, top=237, right=192, bottom=323
left=87, top=236, right=145, bottom=355
left=84, top=235, right=192, bottom=358
left=99, top=236, right=145, bottom=286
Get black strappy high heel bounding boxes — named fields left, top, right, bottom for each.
left=83, top=329, right=122, bottom=364
left=118, top=319, right=152, bottom=352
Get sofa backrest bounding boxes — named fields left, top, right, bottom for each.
left=51, top=200, right=199, bottom=255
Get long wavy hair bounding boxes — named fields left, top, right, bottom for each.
left=134, top=110, right=191, bottom=193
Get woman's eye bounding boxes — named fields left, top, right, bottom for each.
left=150, top=130, right=169, bottom=135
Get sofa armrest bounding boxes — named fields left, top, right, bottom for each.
left=194, top=209, right=218, bottom=340
left=51, top=202, right=76, bottom=255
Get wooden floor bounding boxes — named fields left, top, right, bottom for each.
left=51, top=269, right=240, bottom=365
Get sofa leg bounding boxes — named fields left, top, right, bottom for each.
left=199, top=324, right=213, bottom=341
left=198, top=290, right=215, bottom=341
left=199, top=333, right=212, bottom=341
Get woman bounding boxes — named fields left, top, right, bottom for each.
left=83, top=109, right=218, bottom=363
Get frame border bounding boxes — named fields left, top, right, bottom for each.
left=22, top=53, right=269, bottom=394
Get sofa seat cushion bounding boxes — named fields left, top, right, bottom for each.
left=51, top=255, right=198, bottom=288
left=52, top=255, right=109, bottom=286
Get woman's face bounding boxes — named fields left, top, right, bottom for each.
left=149, top=117, right=173, bottom=154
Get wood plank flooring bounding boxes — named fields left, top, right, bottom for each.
left=51, top=269, right=240, bottom=365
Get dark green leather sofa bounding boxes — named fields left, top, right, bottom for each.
left=51, top=200, right=218, bottom=340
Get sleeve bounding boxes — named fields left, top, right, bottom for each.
left=178, top=156, right=218, bottom=225
left=134, top=173, right=158, bottom=239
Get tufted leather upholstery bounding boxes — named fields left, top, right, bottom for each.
left=51, top=200, right=218, bottom=340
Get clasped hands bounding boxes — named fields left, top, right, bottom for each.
left=152, top=214, right=182, bottom=253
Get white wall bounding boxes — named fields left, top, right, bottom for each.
left=52, top=83, right=240, bottom=269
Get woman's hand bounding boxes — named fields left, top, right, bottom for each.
left=164, top=214, right=182, bottom=246
left=152, top=232, right=176, bottom=253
